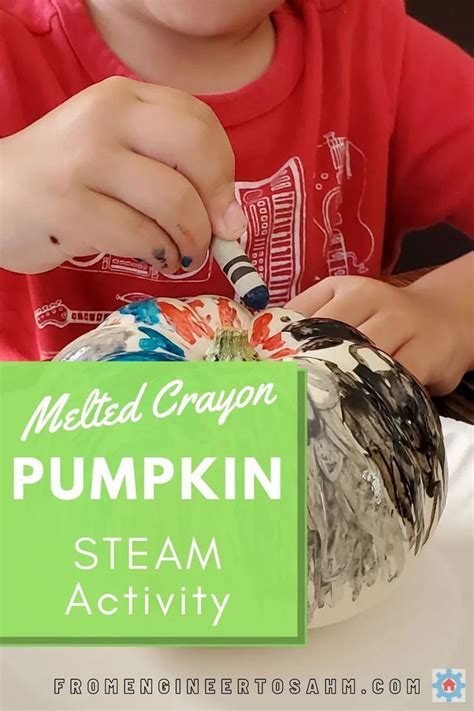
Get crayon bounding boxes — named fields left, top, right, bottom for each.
left=211, top=237, right=270, bottom=311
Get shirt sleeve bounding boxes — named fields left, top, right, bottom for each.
left=383, top=12, right=474, bottom=268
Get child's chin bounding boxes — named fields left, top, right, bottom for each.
left=146, top=0, right=280, bottom=37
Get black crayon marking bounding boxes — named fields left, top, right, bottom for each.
left=153, top=248, right=166, bottom=262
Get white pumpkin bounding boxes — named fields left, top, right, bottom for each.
left=56, top=295, right=447, bottom=627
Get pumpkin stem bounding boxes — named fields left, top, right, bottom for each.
left=205, top=327, right=259, bottom=362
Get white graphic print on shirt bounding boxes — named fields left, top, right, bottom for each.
left=237, top=156, right=306, bottom=306
left=42, top=139, right=374, bottom=337
left=59, top=157, right=307, bottom=307
left=34, top=291, right=156, bottom=331
left=314, top=132, right=375, bottom=276
left=34, top=300, right=111, bottom=329
left=61, top=250, right=213, bottom=283
left=35, top=293, right=154, bottom=360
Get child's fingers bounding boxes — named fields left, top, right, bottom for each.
left=357, top=312, right=412, bottom=355
left=85, top=149, right=211, bottom=270
left=66, top=189, right=181, bottom=274
left=393, top=328, right=462, bottom=396
left=130, top=80, right=206, bottom=113
left=311, top=292, right=375, bottom=325
left=392, top=337, right=460, bottom=396
left=287, top=281, right=374, bottom=325
left=392, top=338, right=430, bottom=387
left=125, top=92, right=247, bottom=241
left=286, top=281, right=336, bottom=316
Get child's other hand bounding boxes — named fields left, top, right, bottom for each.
left=287, top=275, right=471, bottom=395
left=1, top=77, right=246, bottom=274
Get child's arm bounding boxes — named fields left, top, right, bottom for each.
left=0, top=78, right=246, bottom=275
left=287, top=253, right=474, bottom=396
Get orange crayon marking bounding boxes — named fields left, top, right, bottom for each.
left=158, top=301, right=214, bottom=344
left=250, top=312, right=297, bottom=355
left=269, top=347, right=298, bottom=359
left=187, top=299, right=204, bottom=310
left=217, top=298, right=239, bottom=328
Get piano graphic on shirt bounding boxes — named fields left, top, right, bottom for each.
left=314, top=132, right=375, bottom=276
left=34, top=300, right=111, bottom=329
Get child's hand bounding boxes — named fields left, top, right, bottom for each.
left=0, top=77, right=246, bottom=274
left=287, top=274, right=473, bottom=395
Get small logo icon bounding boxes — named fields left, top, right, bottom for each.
left=432, top=669, right=466, bottom=703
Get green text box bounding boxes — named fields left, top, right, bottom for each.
left=0, top=362, right=306, bottom=646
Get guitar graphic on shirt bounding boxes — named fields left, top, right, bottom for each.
left=314, top=132, right=375, bottom=276
left=35, top=300, right=111, bottom=329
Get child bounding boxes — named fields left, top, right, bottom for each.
left=0, top=0, right=473, bottom=394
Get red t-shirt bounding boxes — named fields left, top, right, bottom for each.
left=1, top=0, right=473, bottom=360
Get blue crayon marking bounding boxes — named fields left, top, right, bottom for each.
left=119, top=299, right=161, bottom=325
left=137, top=326, right=186, bottom=358
left=243, top=285, right=270, bottom=311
